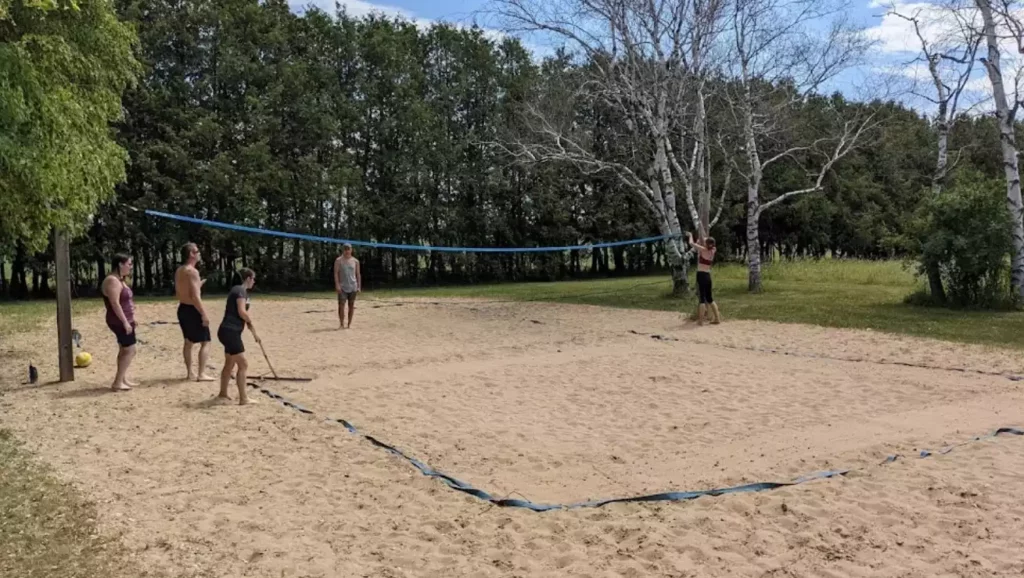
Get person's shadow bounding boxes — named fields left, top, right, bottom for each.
left=51, top=377, right=182, bottom=399
left=53, top=386, right=122, bottom=399
left=180, top=396, right=237, bottom=410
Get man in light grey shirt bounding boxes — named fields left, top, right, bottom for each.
left=333, top=243, right=362, bottom=329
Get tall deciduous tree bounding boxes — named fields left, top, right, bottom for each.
left=722, top=0, right=875, bottom=292
left=490, top=0, right=731, bottom=295
left=0, top=0, right=139, bottom=253
left=970, top=0, right=1024, bottom=299
left=886, top=1, right=981, bottom=302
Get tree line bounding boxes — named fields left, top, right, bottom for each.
left=1, top=0, right=1021, bottom=305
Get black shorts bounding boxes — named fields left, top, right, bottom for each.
left=177, top=303, right=211, bottom=343
left=696, top=271, right=714, bottom=304
left=338, top=290, right=357, bottom=306
left=217, top=326, right=245, bottom=356
left=109, top=323, right=137, bottom=348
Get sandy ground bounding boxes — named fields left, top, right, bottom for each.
left=1, top=295, right=1023, bottom=577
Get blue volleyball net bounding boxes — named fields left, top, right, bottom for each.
left=138, top=208, right=678, bottom=295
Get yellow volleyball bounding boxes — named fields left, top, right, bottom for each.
left=74, top=352, right=92, bottom=368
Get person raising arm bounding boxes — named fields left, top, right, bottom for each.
left=687, top=231, right=721, bottom=326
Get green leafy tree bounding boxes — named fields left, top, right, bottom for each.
left=0, top=0, right=139, bottom=254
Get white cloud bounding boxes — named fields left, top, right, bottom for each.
left=864, top=1, right=970, bottom=54
left=859, top=1, right=1024, bottom=114
left=289, top=0, right=406, bottom=20
left=289, top=0, right=433, bottom=28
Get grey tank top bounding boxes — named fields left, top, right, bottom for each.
left=339, top=258, right=358, bottom=292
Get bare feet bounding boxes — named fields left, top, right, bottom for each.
left=216, top=393, right=232, bottom=401
left=123, top=378, right=139, bottom=387
left=196, top=374, right=216, bottom=382
left=111, top=383, right=131, bottom=391
left=238, top=398, right=258, bottom=406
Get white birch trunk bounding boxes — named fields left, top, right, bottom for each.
left=933, top=115, right=948, bottom=197
left=694, top=89, right=711, bottom=236
left=977, top=0, right=1024, bottom=298
left=741, top=91, right=766, bottom=292
left=927, top=116, right=949, bottom=301
left=746, top=183, right=763, bottom=292
left=652, top=138, right=690, bottom=294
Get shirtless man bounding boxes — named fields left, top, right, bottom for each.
left=333, top=243, right=361, bottom=329
left=174, top=242, right=214, bottom=381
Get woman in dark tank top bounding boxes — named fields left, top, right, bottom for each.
left=102, top=253, right=138, bottom=391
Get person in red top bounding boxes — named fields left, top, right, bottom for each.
left=687, top=231, right=721, bottom=326
left=102, top=253, right=138, bottom=391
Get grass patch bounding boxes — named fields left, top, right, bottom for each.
left=3, top=259, right=1023, bottom=349
left=373, top=259, right=1024, bottom=349
left=0, top=299, right=105, bottom=338
left=0, top=429, right=144, bottom=578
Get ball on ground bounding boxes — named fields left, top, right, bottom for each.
left=74, top=352, right=92, bottom=368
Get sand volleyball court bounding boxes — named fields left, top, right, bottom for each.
left=2, top=296, right=1024, bottom=577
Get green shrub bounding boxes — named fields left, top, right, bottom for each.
left=903, top=172, right=1014, bottom=308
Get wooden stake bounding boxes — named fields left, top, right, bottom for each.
left=55, top=229, right=74, bottom=382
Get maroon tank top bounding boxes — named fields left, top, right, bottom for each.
left=104, top=279, right=135, bottom=329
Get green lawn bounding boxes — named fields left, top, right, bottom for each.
left=2, top=259, right=1022, bottom=349
left=283, top=259, right=1024, bottom=350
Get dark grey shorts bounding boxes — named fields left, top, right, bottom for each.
left=338, top=291, right=357, bottom=306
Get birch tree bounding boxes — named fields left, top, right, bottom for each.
left=723, top=0, right=875, bottom=292
left=488, top=0, right=731, bottom=295
left=887, top=2, right=982, bottom=302
left=969, top=0, right=1024, bottom=298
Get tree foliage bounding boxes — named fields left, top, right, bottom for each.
left=0, top=0, right=1018, bottom=305
left=0, top=0, right=139, bottom=254
left=902, top=172, right=1014, bottom=308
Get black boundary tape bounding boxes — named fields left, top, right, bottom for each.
left=245, top=380, right=1024, bottom=512
left=629, top=330, right=1024, bottom=382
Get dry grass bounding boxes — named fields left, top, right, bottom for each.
left=0, top=429, right=152, bottom=578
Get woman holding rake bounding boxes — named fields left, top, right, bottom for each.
left=217, top=268, right=261, bottom=405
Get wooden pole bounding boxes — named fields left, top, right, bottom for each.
left=55, top=229, right=75, bottom=382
